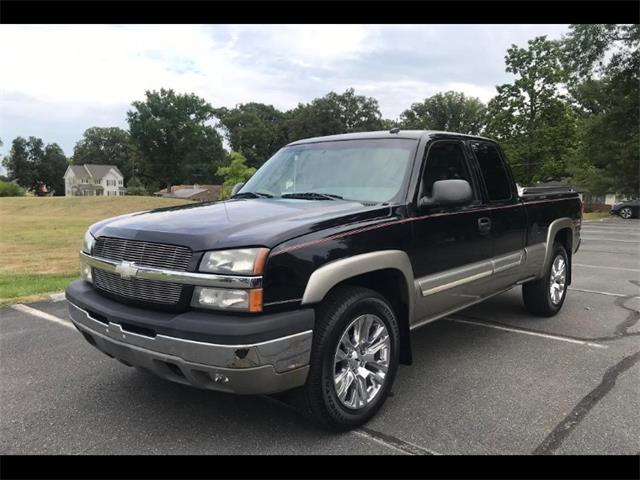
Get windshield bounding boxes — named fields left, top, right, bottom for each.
left=238, top=138, right=417, bottom=203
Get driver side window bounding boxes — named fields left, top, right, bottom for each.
left=421, top=141, right=474, bottom=199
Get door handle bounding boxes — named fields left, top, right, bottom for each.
left=478, top=217, right=491, bottom=234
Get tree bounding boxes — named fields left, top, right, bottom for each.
left=214, top=103, right=288, bottom=168
left=37, top=144, right=69, bottom=196
left=72, top=127, right=140, bottom=184
left=285, top=88, right=384, bottom=141
left=127, top=89, right=226, bottom=192
left=125, top=177, right=148, bottom=196
left=381, top=118, right=400, bottom=130
left=2, top=137, right=34, bottom=189
left=485, top=36, right=578, bottom=184
left=2, top=137, right=68, bottom=193
left=216, top=151, right=256, bottom=199
left=562, top=25, right=639, bottom=196
left=399, top=91, right=487, bottom=134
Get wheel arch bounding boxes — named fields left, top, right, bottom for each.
left=544, top=218, right=574, bottom=285
left=301, top=251, right=416, bottom=365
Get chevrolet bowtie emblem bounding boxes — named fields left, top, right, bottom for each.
left=114, top=261, right=138, bottom=279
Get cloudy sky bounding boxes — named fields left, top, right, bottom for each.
left=0, top=24, right=570, bottom=160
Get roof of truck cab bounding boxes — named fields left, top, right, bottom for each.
left=286, top=130, right=494, bottom=146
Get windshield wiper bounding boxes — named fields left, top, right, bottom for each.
left=281, top=192, right=343, bottom=201
left=231, top=191, right=273, bottom=199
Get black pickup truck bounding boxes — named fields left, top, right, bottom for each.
left=66, top=130, right=582, bottom=430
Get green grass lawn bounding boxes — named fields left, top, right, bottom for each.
left=0, top=196, right=191, bottom=305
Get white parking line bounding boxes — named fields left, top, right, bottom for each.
left=580, top=237, right=640, bottom=243
left=573, top=263, right=640, bottom=273
left=581, top=230, right=640, bottom=235
left=582, top=227, right=640, bottom=232
left=351, top=428, right=439, bottom=455
left=448, top=317, right=607, bottom=348
left=11, top=304, right=75, bottom=330
left=262, top=393, right=438, bottom=455
left=568, top=287, right=640, bottom=299
left=582, top=222, right=639, bottom=227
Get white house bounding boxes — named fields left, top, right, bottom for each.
left=64, top=165, right=126, bottom=196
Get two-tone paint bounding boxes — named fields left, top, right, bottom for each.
left=86, top=130, right=582, bottom=367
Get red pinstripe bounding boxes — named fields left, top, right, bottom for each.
left=271, top=196, right=578, bottom=256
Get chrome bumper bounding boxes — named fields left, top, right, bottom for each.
left=68, top=301, right=311, bottom=394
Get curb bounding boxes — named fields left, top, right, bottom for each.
left=49, top=292, right=66, bottom=302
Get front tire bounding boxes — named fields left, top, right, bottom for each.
left=620, top=207, right=633, bottom=219
left=522, top=242, right=569, bottom=317
left=303, top=286, right=400, bottom=431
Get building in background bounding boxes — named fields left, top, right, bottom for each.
left=154, top=184, right=222, bottom=202
left=64, top=165, right=126, bottom=196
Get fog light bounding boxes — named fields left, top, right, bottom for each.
left=80, top=262, right=93, bottom=283
left=212, top=373, right=229, bottom=384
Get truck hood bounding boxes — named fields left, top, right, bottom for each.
left=91, top=198, right=391, bottom=252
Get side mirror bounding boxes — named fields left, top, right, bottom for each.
left=230, top=182, right=245, bottom=197
left=419, top=179, right=473, bottom=208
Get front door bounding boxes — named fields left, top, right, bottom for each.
left=409, top=140, right=494, bottom=327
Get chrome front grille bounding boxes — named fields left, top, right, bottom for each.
left=93, top=270, right=184, bottom=304
left=92, top=237, right=192, bottom=305
left=93, top=237, right=192, bottom=271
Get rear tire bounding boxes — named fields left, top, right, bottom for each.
left=303, top=286, right=400, bottom=431
left=522, top=242, right=569, bottom=317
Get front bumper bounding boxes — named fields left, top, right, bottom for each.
left=66, top=281, right=313, bottom=394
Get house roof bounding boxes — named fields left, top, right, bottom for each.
left=155, top=184, right=221, bottom=194
left=168, top=188, right=209, bottom=198
left=155, top=184, right=222, bottom=199
left=66, top=164, right=123, bottom=179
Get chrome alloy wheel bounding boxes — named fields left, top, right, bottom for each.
left=549, top=255, right=567, bottom=305
left=333, top=314, right=391, bottom=410
left=620, top=207, right=633, bottom=219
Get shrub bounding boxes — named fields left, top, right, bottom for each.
left=0, top=180, right=26, bottom=197
left=216, top=151, right=256, bottom=199
left=126, top=177, right=148, bottom=196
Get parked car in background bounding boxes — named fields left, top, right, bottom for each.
left=66, top=130, right=582, bottom=430
left=610, top=199, right=639, bottom=219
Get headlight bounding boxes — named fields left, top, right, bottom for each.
left=191, top=286, right=263, bottom=312
left=83, top=229, right=96, bottom=254
left=199, top=248, right=269, bottom=275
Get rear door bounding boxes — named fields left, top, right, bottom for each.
left=409, top=139, right=494, bottom=326
left=468, top=140, right=528, bottom=290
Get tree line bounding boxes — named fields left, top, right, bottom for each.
left=2, top=25, right=638, bottom=197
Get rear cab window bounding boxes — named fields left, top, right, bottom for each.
left=469, top=141, right=513, bottom=202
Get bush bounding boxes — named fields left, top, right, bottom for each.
left=583, top=203, right=610, bottom=213
left=216, top=151, right=256, bottom=199
left=0, top=180, right=26, bottom=197
left=125, top=177, right=148, bottom=196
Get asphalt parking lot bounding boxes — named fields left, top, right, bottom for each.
left=1, top=218, right=639, bottom=455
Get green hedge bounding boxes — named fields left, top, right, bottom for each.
left=0, top=181, right=26, bottom=197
